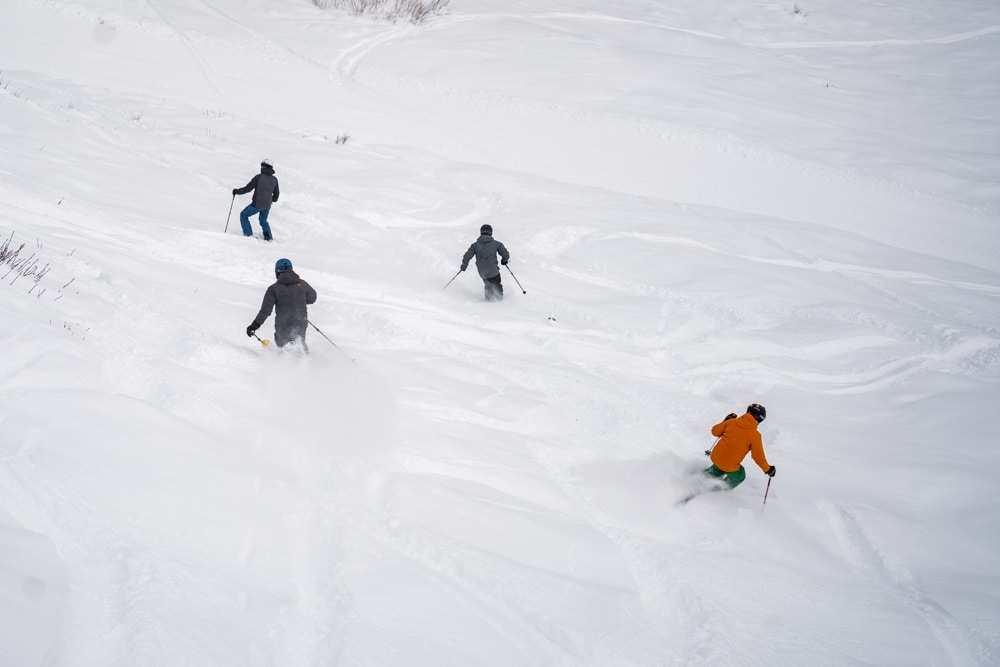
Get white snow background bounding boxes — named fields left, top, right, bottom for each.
left=1, top=0, right=999, bottom=665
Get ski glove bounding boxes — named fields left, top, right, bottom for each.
left=232, top=188, right=238, bottom=196
left=460, top=265, right=467, bottom=272
left=246, top=324, right=258, bottom=338
left=765, top=466, right=776, bottom=477
left=501, top=258, right=508, bottom=265
left=724, top=413, right=738, bottom=421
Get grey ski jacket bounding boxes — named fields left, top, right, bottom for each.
left=251, top=270, right=317, bottom=345
left=235, top=164, right=280, bottom=211
left=462, top=234, right=510, bottom=279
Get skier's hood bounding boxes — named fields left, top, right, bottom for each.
left=275, top=270, right=300, bottom=285
left=730, top=412, right=760, bottom=433
left=476, top=234, right=494, bottom=243
left=261, top=163, right=275, bottom=176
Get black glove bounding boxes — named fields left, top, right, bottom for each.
left=246, top=324, right=258, bottom=338
left=724, top=413, right=738, bottom=421
left=765, top=466, right=776, bottom=477
left=460, top=265, right=467, bottom=272
left=501, top=258, right=508, bottom=265
left=232, top=188, right=238, bottom=196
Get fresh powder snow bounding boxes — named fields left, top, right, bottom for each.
left=1, top=0, right=998, bottom=665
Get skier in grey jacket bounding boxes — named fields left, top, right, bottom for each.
left=461, top=224, right=510, bottom=301
left=233, top=159, right=280, bottom=241
left=247, top=258, right=317, bottom=348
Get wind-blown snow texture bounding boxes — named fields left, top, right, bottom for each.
left=1, top=0, right=998, bottom=665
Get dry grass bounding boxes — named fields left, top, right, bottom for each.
left=312, top=0, right=450, bottom=24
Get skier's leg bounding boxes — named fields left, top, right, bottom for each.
left=703, top=464, right=745, bottom=490
left=704, top=464, right=726, bottom=482
left=259, top=209, right=272, bottom=241
left=239, top=205, right=258, bottom=237
left=274, top=328, right=291, bottom=348
left=724, top=466, right=746, bottom=489
left=294, top=325, right=308, bottom=353
left=484, top=275, right=502, bottom=301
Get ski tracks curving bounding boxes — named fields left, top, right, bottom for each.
left=819, top=502, right=998, bottom=665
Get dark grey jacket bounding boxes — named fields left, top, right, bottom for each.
left=462, top=234, right=510, bottom=279
left=252, top=270, right=317, bottom=344
left=235, top=164, right=280, bottom=211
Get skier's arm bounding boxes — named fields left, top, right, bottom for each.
left=272, top=180, right=280, bottom=203
left=251, top=285, right=277, bottom=327
left=711, top=421, right=728, bottom=437
left=234, top=175, right=259, bottom=196
left=461, top=244, right=476, bottom=270
left=303, top=280, right=317, bottom=305
left=498, top=242, right=510, bottom=265
left=750, top=433, right=771, bottom=473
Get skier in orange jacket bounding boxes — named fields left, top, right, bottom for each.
left=705, top=404, right=775, bottom=489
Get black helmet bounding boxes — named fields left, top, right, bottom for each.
left=747, top=403, right=766, bottom=423
left=275, top=258, right=293, bottom=276
left=480, top=224, right=493, bottom=236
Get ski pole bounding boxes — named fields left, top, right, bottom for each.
left=505, top=265, right=526, bottom=294
left=704, top=437, right=721, bottom=456
left=442, top=270, right=462, bottom=290
left=308, top=320, right=355, bottom=363
left=224, top=194, right=235, bottom=233
left=762, top=476, right=772, bottom=510
left=252, top=333, right=270, bottom=347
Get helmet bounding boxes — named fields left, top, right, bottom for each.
left=261, top=158, right=273, bottom=168
left=274, top=258, right=293, bottom=275
left=480, top=224, right=493, bottom=236
left=747, top=403, right=766, bottom=423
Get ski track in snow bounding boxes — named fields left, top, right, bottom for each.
left=324, top=7, right=995, bottom=229
left=138, top=0, right=224, bottom=98
left=819, top=503, right=999, bottom=665
left=761, top=24, right=1000, bottom=49
left=374, top=11, right=1000, bottom=53
left=3, top=1, right=999, bottom=665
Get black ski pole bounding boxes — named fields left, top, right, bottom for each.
left=308, top=320, right=355, bottom=363
left=762, top=476, right=772, bottom=510
left=224, top=194, right=235, bottom=233
left=442, top=270, right=462, bottom=290
left=505, top=265, right=526, bottom=294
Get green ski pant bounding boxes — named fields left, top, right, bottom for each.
left=704, top=464, right=746, bottom=489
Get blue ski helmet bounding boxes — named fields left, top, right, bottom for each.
left=275, top=258, right=293, bottom=275
left=480, top=224, right=493, bottom=236
left=747, top=403, right=766, bottom=423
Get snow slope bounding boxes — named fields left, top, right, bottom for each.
left=1, top=0, right=998, bottom=665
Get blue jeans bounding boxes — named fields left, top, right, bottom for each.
left=240, top=205, right=272, bottom=238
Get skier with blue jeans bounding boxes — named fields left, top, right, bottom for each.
left=233, top=159, right=280, bottom=241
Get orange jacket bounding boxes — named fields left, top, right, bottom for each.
left=709, top=413, right=770, bottom=474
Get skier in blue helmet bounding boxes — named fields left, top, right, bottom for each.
left=246, top=258, right=317, bottom=348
